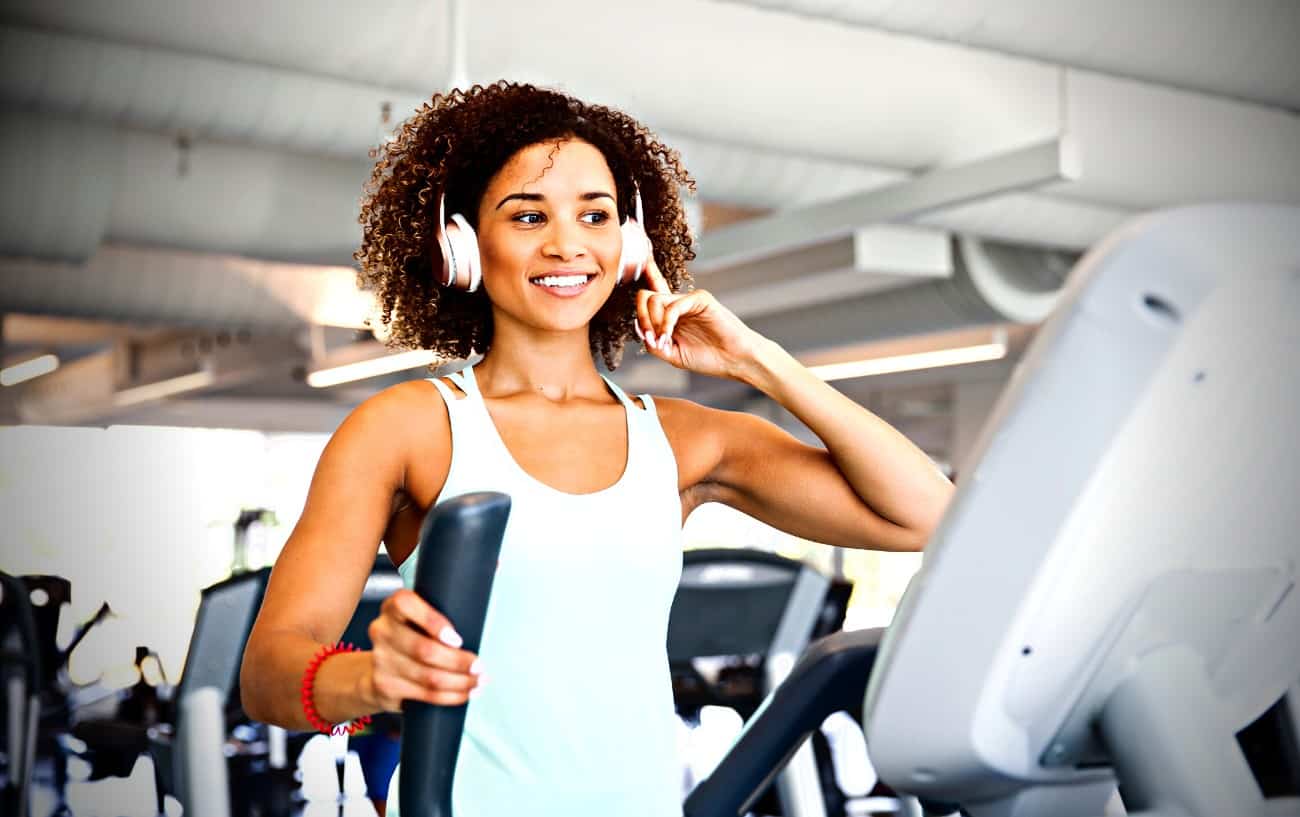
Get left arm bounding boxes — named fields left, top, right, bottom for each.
left=637, top=269, right=953, bottom=552
left=729, top=337, right=952, bottom=551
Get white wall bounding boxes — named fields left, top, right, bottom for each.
left=0, top=424, right=327, bottom=686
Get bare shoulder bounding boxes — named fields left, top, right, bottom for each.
left=311, top=376, right=454, bottom=517
left=652, top=394, right=768, bottom=436
left=651, top=394, right=728, bottom=436
left=339, top=377, right=450, bottom=447
left=248, top=376, right=452, bottom=646
left=651, top=394, right=813, bottom=493
left=646, top=395, right=738, bottom=492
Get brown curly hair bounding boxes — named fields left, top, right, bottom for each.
left=354, top=81, right=696, bottom=371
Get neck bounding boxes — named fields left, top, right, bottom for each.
left=474, top=321, right=608, bottom=403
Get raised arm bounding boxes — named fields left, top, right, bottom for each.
left=636, top=258, right=953, bottom=552
left=660, top=389, right=949, bottom=553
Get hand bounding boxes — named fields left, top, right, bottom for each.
left=361, top=589, right=484, bottom=711
left=633, top=255, right=766, bottom=382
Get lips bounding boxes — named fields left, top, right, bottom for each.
left=528, top=271, right=597, bottom=298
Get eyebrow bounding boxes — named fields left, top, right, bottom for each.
left=494, top=191, right=616, bottom=210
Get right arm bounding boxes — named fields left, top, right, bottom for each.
left=238, top=382, right=482, bottom=730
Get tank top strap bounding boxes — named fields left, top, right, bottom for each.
left=447, top=364, right=479, bottom=396
left=426, top=365, right=479, bottom=418
left=426, top=376, right=458, bottom=405
left=598, top=374, right=642, bottom=415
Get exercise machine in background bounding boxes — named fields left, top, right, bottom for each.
left=688, top=204, right=1300, bottom=817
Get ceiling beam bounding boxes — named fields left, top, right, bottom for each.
left=707, top=224, right=954, bottom=319
left=693, top=137, right=1081, bottom=272
left=2, top=328, right=306, bottom=425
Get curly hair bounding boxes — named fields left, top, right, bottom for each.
left=354, top=81, right=696, bottom=371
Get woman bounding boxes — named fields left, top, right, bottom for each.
left=239, top=82, right=953, bottom=816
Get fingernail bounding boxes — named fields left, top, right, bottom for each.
left=439, top=625, right=463, bottom=648
left=646, top=329, right=658, bottom=347
left=470, top=659, right=484, bottom=676
left=469, top=688, right=482, bottom=700
left=661, top=334, right=672, bottom=351
left=633, top=322, right=644, bottom=341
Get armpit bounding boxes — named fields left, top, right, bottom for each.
left=390, top=490, right=414, bottom=517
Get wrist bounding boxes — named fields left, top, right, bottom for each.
left=352, top=650, right=377, bottom=711
left=303, top=645, right=373, bottom=736
left=734, top=335, right=795, bottom=393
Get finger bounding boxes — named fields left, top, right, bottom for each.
left=643, top=293, right=676, bottom=351
left=641, top=252, right=672, bottom=294
left=636, top=290, right=669, bottom=349
left=385, top=589, right=462, bottom=647
left=386, top=648, right=481, bottom=693
left=661, top=291, right=707, bottom=345
left=633, top=292, right=652, bottom=346
left=375, top=675, right=473, bottom=711
left=372, top=614, right=479, bottom=675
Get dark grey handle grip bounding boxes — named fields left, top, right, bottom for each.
left=683, top=628, right=885, bottom=817
left=399, top=492, right=510, bottom=817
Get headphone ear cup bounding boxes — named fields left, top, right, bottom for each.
left=445, top=213, right=482, bottom=291
left=617, top=219, right=650, bottom=286
left=435, top=218, right=457, bottom=288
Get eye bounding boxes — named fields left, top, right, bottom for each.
left=512, top=212, right=544, bottom=225
left=581, top=210, right=613, bottom=225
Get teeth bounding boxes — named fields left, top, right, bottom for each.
left=532, top=275, right=589, bottom=288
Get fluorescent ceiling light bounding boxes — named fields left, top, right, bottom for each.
left=310, top=280, right=379, bottom=329
left=308, top=349, right=437, bottom=388
left=807, top=334, right=1007, bottom=382
left=1, top=353, right=60, bottom=386
left=113, top=369, right=216, bottom=407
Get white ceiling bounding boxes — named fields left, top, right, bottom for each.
left=0, top=0, right=1297, bottom=438
left=728, top=0, right=1300, bottom=110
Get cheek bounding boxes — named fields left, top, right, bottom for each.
left=478, top=230, right=532, bottom=275
left=596, top=229, right=624, bottom=266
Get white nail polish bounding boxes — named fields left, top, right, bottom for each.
left=470, top=659, right=484, bottom=675
left=439, top=625, right=463, bottom=648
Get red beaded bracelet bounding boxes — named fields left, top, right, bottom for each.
left=301, top=642, right=373, bottom=737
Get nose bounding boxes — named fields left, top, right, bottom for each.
left=540, top=219, right=588, bottom=262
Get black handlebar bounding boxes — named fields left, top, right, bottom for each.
left=399, top=492, right=511, bottom=817
left=683, top=628, right=885, bottom=817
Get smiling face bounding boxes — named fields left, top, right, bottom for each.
left=474, top=138, right=624, bottom=336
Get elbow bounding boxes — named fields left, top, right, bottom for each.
left=908, top=481, right=955, bottom=551
left=906, top=529, right=931, bottom=553
left=880, top=505, right=948, bottom=553
left=889, top=527, right=929, bottom=553
left=238, top=643, right=267, bottom=724
left=905, top=508, right=948, bottom=552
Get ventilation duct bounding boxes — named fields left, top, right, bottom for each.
left=0, top=245, right=370, bottom=331
left=0, top=23, right=410, bottom=162
left=0, top=111, right=123, bottom=262
left=746, top=235, right=1080, bottom=353
left=0, top=110, right=368, bottom=265
left=957, top=235, right=1077, bottom=324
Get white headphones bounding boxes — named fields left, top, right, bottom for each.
left=434, top=186, right=650, bottom=292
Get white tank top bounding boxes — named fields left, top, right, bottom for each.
left=386, top=362, right=686, bottom=816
